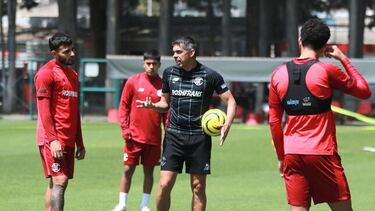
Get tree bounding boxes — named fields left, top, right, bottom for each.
left=348, top=0, right=366, bottom=58
left=20, top=0, right=38, bottom=10
left=258, top=0, right=270, bottom=57
left=245, top=0, right=259, bottom=56
left=206, top=0, right=215, bottom=55
left=158, top=0, right=173, bottom=55
left=57, top=0, right=77, bottom=41
left=90, top=0, right=107, bottom=58
left=3, top=0, right=16, bottom=113
left=286, top=0, right=299, bottom=57
left=222, top=0, right=231, bottom=56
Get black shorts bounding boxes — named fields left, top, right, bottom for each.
left=161, top=130, right=212, bottom=174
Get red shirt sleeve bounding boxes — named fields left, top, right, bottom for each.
left=328, top=57, right=371, bottom=99
left=268, top=69, right=285, bottom=161
left=37, top=97, right=58, bottom=142
left=35, top=69, right=57, bottom=143
left=118, top=78, right=133, bottom=139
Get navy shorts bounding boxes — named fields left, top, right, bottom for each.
left=161, top=130, right=212, bottom=174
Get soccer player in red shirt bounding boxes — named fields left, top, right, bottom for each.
left=34, top=33, right=86, bottom=211
left=112, top=50, right=167, bottom=211
left=269, top=18, right=371, bottom=211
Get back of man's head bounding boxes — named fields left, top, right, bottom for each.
left=144, top=49, right=160, bottom=61
left=49, top=33, right=73, bottom=51
left=300, top=18, right=330, bottom=51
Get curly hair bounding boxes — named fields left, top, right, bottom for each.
left=300, top=18, right=330, bottom=51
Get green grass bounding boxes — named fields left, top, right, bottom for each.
left=0, top=121, right=375, bottom=210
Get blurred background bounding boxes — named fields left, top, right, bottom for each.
left=1, top=0, right=375, bottom=124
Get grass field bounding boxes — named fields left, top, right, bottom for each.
left=1, top=120, right=375, bottom=211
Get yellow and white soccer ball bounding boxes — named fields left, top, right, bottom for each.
left=201, top=109, right=227, bottom=136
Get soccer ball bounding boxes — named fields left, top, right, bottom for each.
left=201, top=109, right=227, bottom=136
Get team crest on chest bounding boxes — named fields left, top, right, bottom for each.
left=172, top=77, right=180, bottom=83
left=193, top=77, right=203, bottom=86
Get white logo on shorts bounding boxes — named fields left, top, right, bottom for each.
left=123, top=153, right=128, bottom=161
left=160, top=156, right=167, bottom=166
left=203, top=163, right=210, bottom=171
left=51, top=163, right=61, bottom=172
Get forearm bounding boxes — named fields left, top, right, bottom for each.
left=340, top=57, right=371, bottom=99
left=151, top=101, right=169, bottom=113
left=225, top=97, right=237, bottom=125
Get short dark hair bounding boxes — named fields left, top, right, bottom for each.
left=172, top=36, right=199, bottom=53
left=300, top=18, right=330, bottom=51
left=143, top=49, right=160, bottom=61
left=48, top=33, right=73, bottom=51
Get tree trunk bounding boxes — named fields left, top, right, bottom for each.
left=286, top=0, right=299, bottom=57
left=159, top=0, right=173, bottom=55
left=106, top=0, right=119, bottom=55
left=3, top=0, right=16, bottom=113
left=206, top=0, right=215, bottom=56
left=258, top=0, right=270, bottom=57
left=105, top=0, right=120, bottom=110
left=348, top=0, right=366, bottom=58
left=246, top=0, right=259, bottom=56
left=57, top=0, right=77, bottom=40
left=222, top=0, right=231, bottom=56
left=0, top=0, right=6, bottom=106
left=90, top=0, right=106, bottom=58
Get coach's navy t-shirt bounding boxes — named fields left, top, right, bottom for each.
left=162, top=62, right=228, bottom=135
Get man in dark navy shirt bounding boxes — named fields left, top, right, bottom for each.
left=137, top=36, right=236, bottom=211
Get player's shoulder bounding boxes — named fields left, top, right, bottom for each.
left=270, top=63, right=289, bottom=86
left=35, top=60, right=55, bottom=77
left=129, top=73, right=142, bottom=80
left=198, top=63, right=220, bottom=77
left=163, top=66, right=175, bottom=73
left=314, top=60, right=339, bottom=71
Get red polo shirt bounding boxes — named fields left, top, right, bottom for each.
left=35, top=59, right=83, bottom=148
left=119, top=73, right=167, bottom=146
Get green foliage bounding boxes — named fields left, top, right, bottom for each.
left=0, top=121, right=374, bottom=210
left=20, top=0, right=39, bottom=10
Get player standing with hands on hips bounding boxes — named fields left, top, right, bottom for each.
left=112, top=50, right=168, bottom=211
left=34, top=32, right=86, bottom=211
left=137, top=36, right=236, bottom=211
left=269, top=18, right=371, bottom=211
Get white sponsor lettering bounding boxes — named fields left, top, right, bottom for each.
left=61, top=90, right=78, bottom=97
left=138, top=88, right=145, bottom=92
left=172, top=89, right=202, bottom=97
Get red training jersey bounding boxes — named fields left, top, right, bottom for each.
left=34, top=59, right=83, bottom=148
left=119, top=73, right=167, bottom=146
left=269, top=57, right=371, bottom=160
